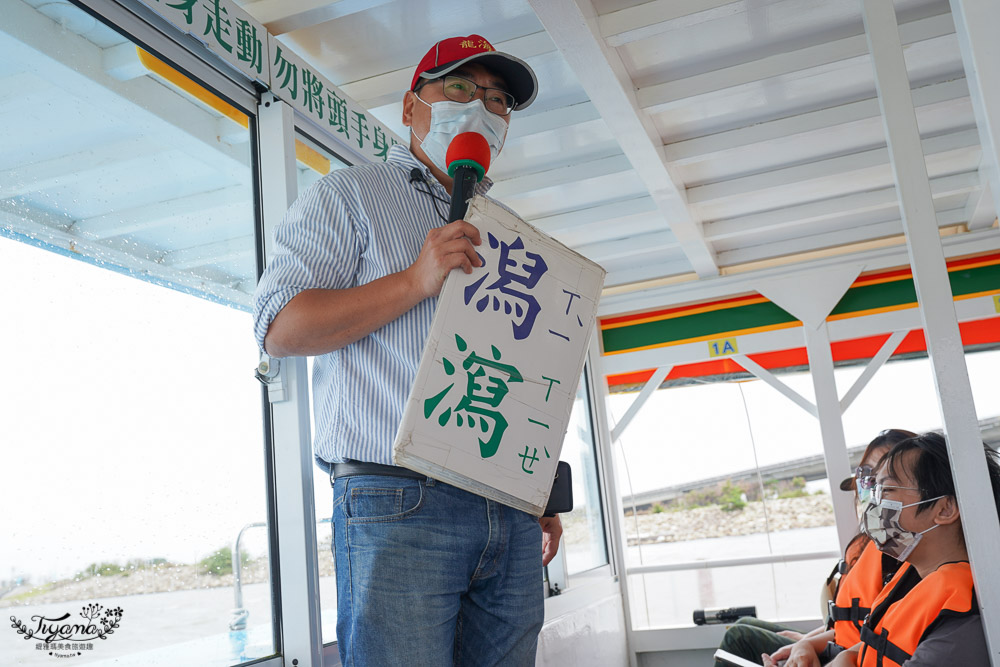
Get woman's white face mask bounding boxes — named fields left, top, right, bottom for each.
left=860, top=494, right=945, bottom=561
left=411, top=95, right=508, bottom=174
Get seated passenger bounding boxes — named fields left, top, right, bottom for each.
left=767, top=432, right=1000, bottom=667
left=713, top=429, right=914, bottom=667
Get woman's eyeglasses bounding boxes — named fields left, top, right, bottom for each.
left=855, top=465, right=876, bottom=492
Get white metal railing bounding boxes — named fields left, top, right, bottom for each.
left=626, top=549, right=839, bottom=576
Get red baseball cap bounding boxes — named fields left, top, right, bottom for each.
left=411, top=34, right=538, bottom=111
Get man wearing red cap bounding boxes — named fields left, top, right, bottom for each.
left=253, top=35, right=559, bottom=665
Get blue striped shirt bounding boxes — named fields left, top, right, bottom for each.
left=253, top=144, right=500, bottom=466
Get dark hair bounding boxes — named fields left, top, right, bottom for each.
left=883, top=432, right=1000, bottom=517
left=861, top=428, right=917, bottom=469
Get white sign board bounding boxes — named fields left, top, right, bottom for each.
left=393, top=196, right=606, bottom=516
left=267, top=37, right=405, bottom=164
left=138, top=0, right=270, bottom=84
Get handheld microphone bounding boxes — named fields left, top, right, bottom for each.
left=445, top=132, right=491, bottom=222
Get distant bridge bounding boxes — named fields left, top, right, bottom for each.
left=622, top=417, right=1000, bottom=512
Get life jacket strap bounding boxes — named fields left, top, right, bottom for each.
left=860, top=624, right=913, bottom=667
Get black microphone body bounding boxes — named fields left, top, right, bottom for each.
left=693, top=605, right=757, bottom=625
left=448, top=165, right=479, bottom=222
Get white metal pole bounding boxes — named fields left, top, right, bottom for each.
left=587, top=332, right=640, bottom=667
left=257, top=93, right=324, bottom=667
left=803, top=324, right=859, bottom=553
left=861, top=3, right=1000, bottom=664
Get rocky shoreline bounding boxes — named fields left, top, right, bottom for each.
left=2, top=496, right=835, bottom=607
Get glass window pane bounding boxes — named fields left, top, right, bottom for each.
left=611, top=374, right=839, bottom=630
left=561, top=372, right=608, bottom=574
left=629, top=559, right=835, bottom=629
left=0, top=7, right=272, bottom=665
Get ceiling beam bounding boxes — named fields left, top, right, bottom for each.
left=2, top=1, right=248, bottom=170
left=686, top=128, right=981, bottom=205
left=160, top=236, right=255, bottom=270
left=527, top=0, right=718, bottom=276
left=575, top=230, right=678, bottom=264
left=71, top=186, right=249, bottom=240
left=598, top=228, right=1000, bottom=316
left=0, top=137, right=161, bottom=199
left=949, top=0, right=1000, bottom=225
left=703, top=171, right=981, bottom=240
left=665, top=78, right=969, bottom=164
left=241, top=0, right=392, bottom=35
left=0, top=200, right=250, bottom=305
left=716, top=208, right=967, bottom=265
left=489, top=154, right=633, bottom=198
left=528, top=196, right=655, bottom=235
left=507, top=101, right=601, bottom=138
left=965, top=171, right=997, bottom=230
left=602, top=256, right=696, bottom=289
left=637, top=13, right=955, bottom=114
left=598, top=0, right=748, bottom=48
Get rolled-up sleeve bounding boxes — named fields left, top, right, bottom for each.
left=252, top=177, right=362, bottom=352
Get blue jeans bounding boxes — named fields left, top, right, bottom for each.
left=331, top=474, right=544, bottom=666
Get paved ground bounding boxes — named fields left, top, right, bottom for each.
left=3, top=577, right=339, bottom=666
left=4, top=527, right=838, bottom=665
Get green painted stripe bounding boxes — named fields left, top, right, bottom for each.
left=831, top=263, right=1000, bottom=315
left=601, top=301, right=796, bottom=354
left=604, top=263, right=1000, bottom=355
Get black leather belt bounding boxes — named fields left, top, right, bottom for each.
left=332, top=459, right=427, bottom=480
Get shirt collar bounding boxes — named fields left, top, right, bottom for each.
left=386, top=144, right=494, bottom=196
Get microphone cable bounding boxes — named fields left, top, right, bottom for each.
left=409, top=167, right=450, bottom=224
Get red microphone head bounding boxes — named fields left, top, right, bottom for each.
left=446, top=132, right=491, bottom=181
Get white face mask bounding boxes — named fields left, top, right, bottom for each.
left=412, top=96, right=508, bottom=174
left=860, top=495, right=945, bottom=561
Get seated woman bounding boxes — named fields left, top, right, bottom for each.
left=714, top=429, right=915, bottom=667
left=808, top=432, right=1000, bottom=667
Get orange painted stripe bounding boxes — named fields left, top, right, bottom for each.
left=606, top=316, right=1000, bottom=388
left=954, top=289, right=1000, bottom=302
left=851, top=252, right=1000, bottom=288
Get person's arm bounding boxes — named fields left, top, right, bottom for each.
left=777, top=625, right=827, bottom=641
left=826, top=644, right=859, bottom=667
left=762, top=631, right=833, bottom=667
left=900, top=616, right=987, bottom=667
left=539, top=516, right=562, bottom=566
left=265, top=218, right=481, bottom=357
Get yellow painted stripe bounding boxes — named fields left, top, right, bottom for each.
left=601, top=295, right=770, bottom=330
left=137, top=48, right=249, bottom=128
left=295, top=141, right=331, bottom=175
left=954, top=289, right=1000, bottom=302
left=826, top=288, right=1000, bottom=322
left=138, top=48, right=330, bottom=175
left=826, top=302, right=917, bottom=322
left=850, top=273, right=913, bottom=288
left=602, top=320, right=802, bottom=356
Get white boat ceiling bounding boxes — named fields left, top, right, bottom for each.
left=3, top=0, right=998, bottom=315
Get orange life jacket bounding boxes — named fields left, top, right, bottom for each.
left=859, top=561, right=977, bottom=667
left=827, top=541, right=902, bottom=648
